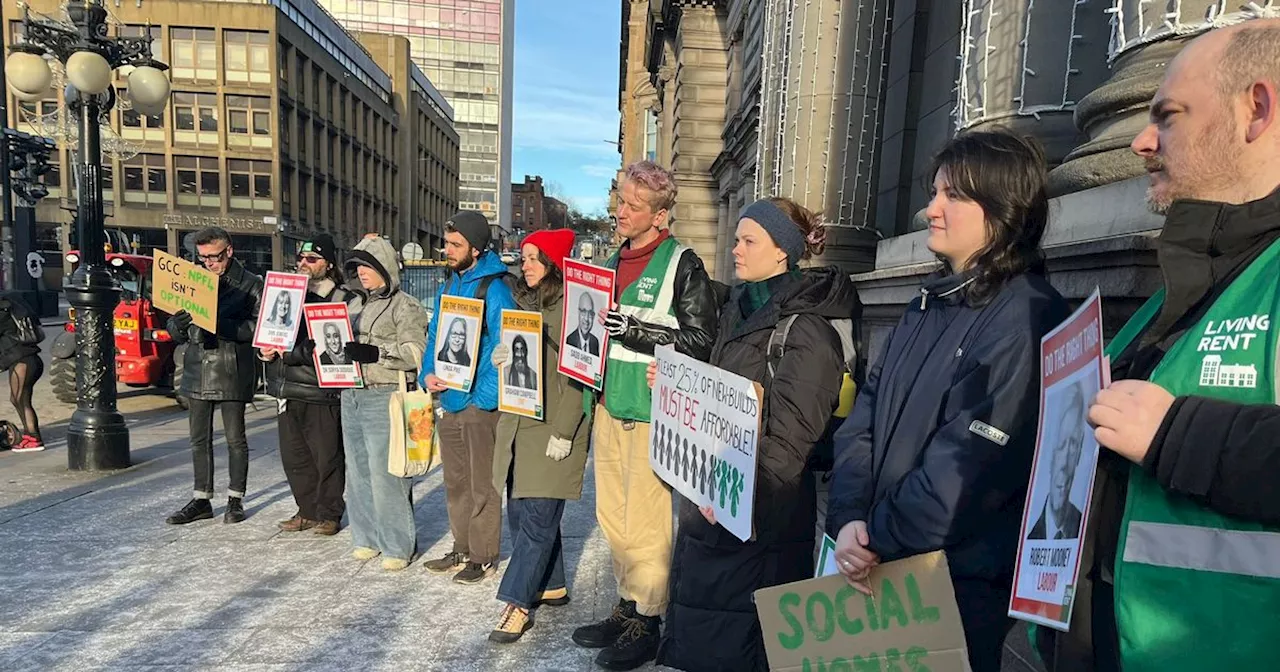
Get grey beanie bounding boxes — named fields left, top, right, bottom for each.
left=447, top=210, right=492, bottom=251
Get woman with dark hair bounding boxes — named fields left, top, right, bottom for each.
left=825, top=130, right=1071, bottom=672
left=655, top=197, right=860, bottom=671
left=438, top=317, right=472, bottom=366
left=486, top=228, right=591, bottom=644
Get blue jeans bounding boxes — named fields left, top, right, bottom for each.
left=341, top=387, right=416, bottom=561
left=497, top=496, right=566, bottom=609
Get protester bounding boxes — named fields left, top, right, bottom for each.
left=570, top=160, right=717, bottom=670
left=825, top=130, right=1070, bottom=672
left=260, top=234, right=351, bottom=536
left=653, top=198, right=859, bottom=671
left=341, top=235, right=429, bottom=570
left=0, top=295, right=43, bottom=452
left=486, top=228, right=590, bottom=644
left=164, top=227, right=264, bottom=525
left=1035, top=21, right=1280, bottom=672
left=420, top=211, right=517, bottom=584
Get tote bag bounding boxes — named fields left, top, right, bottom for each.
left=387, top=372, right=439, bottom=477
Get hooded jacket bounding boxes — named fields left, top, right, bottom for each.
left=344, top=237, right=429, bottom=386
left=170, top=258, right=264, bottom=402
left=658, top=267, right=858, bottom=672
left=419, top=250, right=517, bottom=413
left=0, top=296, right=39, bottom=371
left=825, top=270, right=1069, bottom=586
left=263, top=277, right=353, bottom=405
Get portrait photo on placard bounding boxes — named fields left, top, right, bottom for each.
left=1026, top=363, right=1100, bottom=543
left=304, top=302, right=363, bottom=389
left=564, top=285, right=605, bottom=358
left=253, top=271, right=309, bottom=351
left=263, top=288, right=298, bottom=330
left=434, top=294, right=485, bottom=392
left=504, top=332, right=539, bottom=390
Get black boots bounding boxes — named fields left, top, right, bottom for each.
left=224, top=497, right=245, bottom=524
left=595, top=613, right=660, bottom=670
left=572, top=598, right=636, bottom=648
left=165, top=499, right=213, bottom=525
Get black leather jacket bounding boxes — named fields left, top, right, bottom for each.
left=614, top=248, right=718, bottom=361
left=169, top=259, right=264, bottom=402
left=264, top=280, right=352, bottom=406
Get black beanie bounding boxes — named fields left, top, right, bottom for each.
left=447, top=210, right=492, bottom=251
left=300, top=233, right=339, bottom=267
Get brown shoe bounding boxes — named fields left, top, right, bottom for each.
left=312, top=520, right=340, bottom=536
left=278, top=515, right=316, bottom=532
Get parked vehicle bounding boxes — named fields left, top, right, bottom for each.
left=49, top=251, right=185, bottom=408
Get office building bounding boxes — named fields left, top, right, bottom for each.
left=5, top=0, right=459, bottom=278
left=511, top=175, right=545, bottom=232
left=317, top=0, right=515, bottom=241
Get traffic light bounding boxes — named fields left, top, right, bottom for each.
left=5, top=129, right=54, bottom=207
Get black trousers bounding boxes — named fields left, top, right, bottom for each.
left=189, top=399, right=249, bottom=499
left=278, top=399, right=345, bottom=523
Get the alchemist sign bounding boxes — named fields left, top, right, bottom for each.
left=755, top=551, right=971, bottom=672
left=648, top=344, right=761, bottom=542
left=152, top=250, right=219, bottom=332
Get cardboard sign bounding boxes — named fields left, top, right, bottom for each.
left=649, top=344, right=761, bottom=541
left=756, top=551, right=971, bottom=672
left=435, top=295, right=485, bottom=392
left=499, top=309, right=544, bottom=420
left=1010, top=289, right=1105, bottom=631
left=253, top=271, right=308, bottom=350
left=559, top=259, right=614, bottom=390
left=152, top=250, right=218, bottom=333
left=305, top=302, right=363, bottom=388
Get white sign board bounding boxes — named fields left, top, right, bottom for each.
left=648, top=344, right=761, bottom=542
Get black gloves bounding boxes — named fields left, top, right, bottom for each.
left=603, top=310, right=633, bottom=338
left=167, top=310, right=193, bottom=336
left=345, top=342, right=380, bottom=364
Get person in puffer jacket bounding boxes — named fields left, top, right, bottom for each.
left=341, top=234, right=430, bottom=571
left=419, top=211, right=518, bottom=585
left=260, top=233, right=352, bottom=538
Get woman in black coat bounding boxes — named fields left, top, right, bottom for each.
left=826, top=130, right=1071, bottom=672
left=0, top=296, right=43, bottom=451
left=655, top=197, right=859, bottom=672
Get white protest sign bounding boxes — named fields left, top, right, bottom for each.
left=648, top=344, right=761, bottom=541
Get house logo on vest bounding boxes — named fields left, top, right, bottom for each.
left=636, top=276, right=658, bottom=303
left=1199, top=355, right=1258, bottom=388
left=1195, top=313, right=1267, bottom=389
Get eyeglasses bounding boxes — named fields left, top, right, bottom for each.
left=198, top=248, right=230, bottom=263
left=296, top=254, right=324, bottom=264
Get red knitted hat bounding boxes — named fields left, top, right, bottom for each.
left=521, top=228, right=576, bottom=271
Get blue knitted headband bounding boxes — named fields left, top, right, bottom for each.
left=740, top=199, right=805, bottom=266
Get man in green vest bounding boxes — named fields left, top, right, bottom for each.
left=570, top=160, right=718, bottom=670
left=1036, top=19, right=1280, bottom=672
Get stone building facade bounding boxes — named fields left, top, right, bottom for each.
left=511, top=175, right=546, bottom=232
left=616, top=0, right=1280, bottom=361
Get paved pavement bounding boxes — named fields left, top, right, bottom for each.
left=0, top=386, right=1045, bottom=670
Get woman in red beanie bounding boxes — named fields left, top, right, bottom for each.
left=487, top=228, right=592, bottom=643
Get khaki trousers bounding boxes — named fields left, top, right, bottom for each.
left=593, top=404, right=673, bottom=617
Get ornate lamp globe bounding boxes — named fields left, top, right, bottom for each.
left=127, top=66, right=170, bottom=116
left=5, top=50, right=52, bottom=99
left=66, top=50, right=113, bottom=95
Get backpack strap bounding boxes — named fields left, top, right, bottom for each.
left=476, top=275, right=496, bottom=303
left=766, top=314, right=799, bottom=380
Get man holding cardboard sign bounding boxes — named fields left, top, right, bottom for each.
left=163, top=227, right=263, bottom=526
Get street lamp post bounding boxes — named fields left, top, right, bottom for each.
left=5, top=0, right=170, bottom=470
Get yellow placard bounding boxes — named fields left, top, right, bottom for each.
left=151, top=250, right=219, bottom=333
left=434, top=295, right=486, bottom=392
left=498, top=309, right=544, bottom=420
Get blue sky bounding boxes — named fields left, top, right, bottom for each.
left=511, top=1, right=622, bottom=216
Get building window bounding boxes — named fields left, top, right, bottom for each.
left=101, top=161, right=114, bottom=203
left=279, top=109, right=290, bottom=153
left=281, top=167, right=293, bottom=213
left=121, top=105, right=164, bottom=144
left=312, top=69, right=321, bottom=109
left=228, top=159, right=272, bottom=212
left=299, top=177, right=308, bottom=220
left=226, top=95, right=272, bottom=149
left=43, top=150, right=61, bottom=199
left=314, top=179, right=322, bottom=221
left=224, top=30, right=270, bottom=85
left=170, top=28, right=216, bottom=83
left=278, top=43, right=289, bottom=88
left=123, top=154, right=167, bottom=206
left=296, top=54, right=306, bottom=102
left=176, top=156, right=220, bottom=209
left=172, top=92, right=218, bottom=146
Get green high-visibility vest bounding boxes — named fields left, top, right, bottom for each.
left=598, top=237, right=687, bottom=423
left=1104, top=238, right=1280, bottom=671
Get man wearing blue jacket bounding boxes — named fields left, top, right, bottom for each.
left=421, top=211, right=517, bottom=584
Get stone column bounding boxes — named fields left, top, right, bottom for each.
left=754, top=0, right=888, bottom=273
left=1048, top=1, right=1270, bottom=196
left=955, top=0, right=1111, bottom=168
left=669, top=0, right=729, bottom=276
